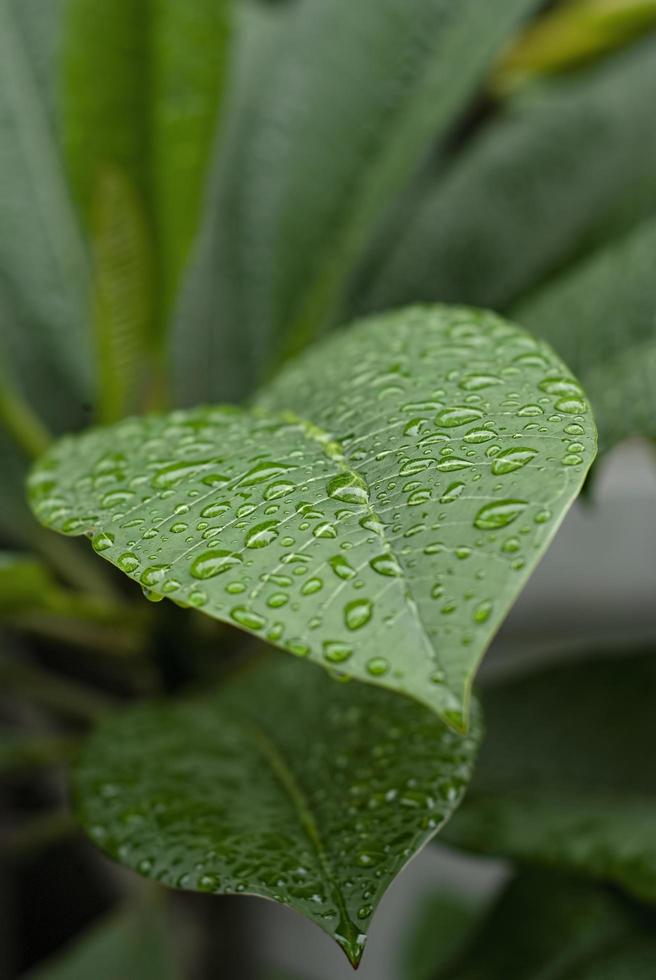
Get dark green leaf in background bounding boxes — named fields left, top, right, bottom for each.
left=361, top=38, right=656, bottom=319
left=176, top=0, right=541, bottom=401
left=435, top=870, right=656, bottom=980
left=0, top=0, right=91, bottom=405
left=445, top=650, right=656, bottom=903
left=29, top=308, right=596, bottom=725
left=74, top=656, right=480, bottom=966
left=516, top=215, right=656, bottom=452
left=401, top=889, right=481, bottom=980
left=23, top=899, right=182, bottom=980
left=61, top=0, right=231, bottom=416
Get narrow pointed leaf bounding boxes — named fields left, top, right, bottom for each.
left=445, top=650, right=656, bottom=903
left=515, top=215, right=656, bottom=452
left=0, top=0, right=91, bottom=400
left=74, top=656, right=480, bottom=966
left=362, top=39, right=656, bottom=316
left=493, top=0, right=656, bottom=94
left=92, top=168, right=151, bottom=423
left=62, top=0, right=231, bottom=332
left=194, top=0, right=540, bottom=391
left=435, top=871, right=656, bottom=980
left=28, top=307, right=596, bottom=726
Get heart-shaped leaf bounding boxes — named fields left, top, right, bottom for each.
left=444, top=649, right=656, bottom=903
left=28, top=307, right=596, bottom=727
left=74, top=656, right=480, bottom=966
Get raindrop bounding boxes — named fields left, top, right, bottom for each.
left=474, top=499, right=527, bottom=530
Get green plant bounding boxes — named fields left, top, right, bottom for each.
left=2, top=0, right=656, bottom=976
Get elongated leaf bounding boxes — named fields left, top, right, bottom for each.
left=0, top=552, right=54, bottom=612
left=74, top=656, right=480, bottom=966
left=62, top=0, right=231, bottom=333
left=362, top=39, right=656, bottom=317
left=0, top=0, right=91, bottom=402
left=24, top=900, right=182, bottom=980
left=436, top=871, right=656, bottom=980
left=445, top=650, right=656, bottom=903
left=0, top=732, right=77, bottom=775
left=28, top=307, right=596, bottom=727
left=92, top=168, right=151, bottom=423
left=515, top=215, right=656, bottom=452
left=494, top=0, right=656, bottom=94
left=402, top=890, right=480, bottom=980
left=171, top=0, right=292, bottom=405
left=188, top=0, right=540, bottom=396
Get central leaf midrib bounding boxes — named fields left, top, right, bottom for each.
left=277, top=409, right=439, bottom=665
left=240, top=715, right=354, bottom=936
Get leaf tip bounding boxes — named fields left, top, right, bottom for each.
left=335, top=912, right=367, bottom=969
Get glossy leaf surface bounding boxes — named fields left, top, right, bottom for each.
left=29, top=307, right=596, bottom=725
left=516, top=215, right=656, bottom=451
left=74, top=656, right=480, bottom=966
left=445, top=650, right=656, bottom=902
left=436, top=870, right=656, bottom=980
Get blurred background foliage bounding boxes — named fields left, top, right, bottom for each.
left=1, top=0, right=656, bottom=976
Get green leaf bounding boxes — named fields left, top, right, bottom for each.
left=444, top=649, right=656, bottom=903
left=0, top=732, right=77, bottom=776
left=401, top=890, right=481, bottom=980
left=361, top=39, right=656, bottom=317
left=62, top=0, right=231, bottom=333
left=434, top=870, right=656, bottom=980
left=74, top=655, right=480, bottom=966
left=514, top=215, right=656, bottom=452
left=92, top=167, right=151, bottom=423
left=0, top=551, right=54, bottom=613
left=171, top=0, right=292, bottom=405
left=195, top=0, right=541, bottom=394
left=28, top=307, right=596, bottom=727
left=493, top=0, right=656, bottom=95
left=23, top=899, right=182, bottom=980
left=0, top=0, right=92, bottom=402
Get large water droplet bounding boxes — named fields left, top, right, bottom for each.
left=491, top=447, right=537, bottom=475
left=326, top=473, right=368, bottom=505
left=435, top=406, right=484, bottom=428
left=191, top=550, right=243, bottom=579
left=474, top=499, right=527, bottom=530
left=344, top=598, right=373, bottom=630
left=245, top=521, right=279, bottom=549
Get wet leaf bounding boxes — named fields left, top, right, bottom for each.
left=434, top=870, right=656, bottom=980
left=28, top=307, right=596, bottom=726
left=74, top=656, right=480, bottom=967
left=445, top=650, right=656, bottom=902
left=516, top=214, right=656, bottom=452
